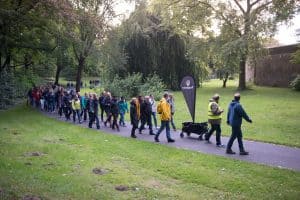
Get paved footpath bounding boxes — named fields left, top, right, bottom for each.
left=46, top=112, right=300, bottom=172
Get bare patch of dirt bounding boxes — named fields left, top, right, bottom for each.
left=42, top=162, right=55, bottom=169
left=9, top=128, right=21, bottom=135
left=115, top=185, right=129, bottom=191
left=24, top=152, right=45, bottom=157
left=22, top=195, right=41, bottom=200
left=143, top=179, right=162, bottom=189
left=92, top=168, right=109, bottom=175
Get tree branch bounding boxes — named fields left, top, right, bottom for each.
left=233, top=0, right=246, bottom=14
left=250, top=0, right=262, bottom=8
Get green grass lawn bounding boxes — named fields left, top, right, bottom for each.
left=0, top=106, right=300, bottom=199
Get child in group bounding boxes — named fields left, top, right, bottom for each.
left=118, top=96, right=128, bottom=127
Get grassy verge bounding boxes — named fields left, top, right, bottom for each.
left=170, top=79, right=300, bottom=147
left=0, top=106, right=299, bottom=199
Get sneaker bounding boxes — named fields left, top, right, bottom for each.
left=240, top=151, right=249, bottom=155
left=167, top=138, right=175, bottom=143
left=149, top=132, right=155, bottom=135
left=226, top=149, right=236, bottom=154
left=131, top=134, right=137, bottom=138
left=216, top=144, right=226, bottom=148
left=154, top=136, right=159, bottom=142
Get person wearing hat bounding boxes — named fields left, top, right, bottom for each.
left=205, top=93, right=224, bottom=147
left=226, top=93, right=252, bottom=155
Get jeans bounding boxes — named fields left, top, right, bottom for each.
left=73, top=109, right=81, bottom=123
left=119, top=112, right=125, bottom=126
left=227, top=126, right=245, bottom=152
left=205, top=123, right=221, bottom=145
left=151, top=112, right=157, bottom=127
left=156, top=120, right=171, bottom=139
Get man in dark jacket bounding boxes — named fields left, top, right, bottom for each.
left=130, top=98, right=139, bottom=138
left=88, top=93, right=100, bottom=129
left=139, top=96, right=154, bottom=135
left=226, top=93, right=252, bottom=155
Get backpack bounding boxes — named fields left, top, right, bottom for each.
left=157, top=101, right=162, bottom=114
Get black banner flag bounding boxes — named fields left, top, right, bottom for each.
left=180, top=76, right=196, bottom=122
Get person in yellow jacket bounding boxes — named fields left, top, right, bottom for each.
left=205, top=94, right=224, bottom=147
left=154, top=92, right=175, bottom=143
left=72, top=95, right=82, bottom=123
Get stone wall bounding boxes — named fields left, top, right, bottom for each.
left=246, top=44, right=300, bottom=87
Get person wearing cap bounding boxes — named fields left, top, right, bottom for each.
left=154, top=92, right=175, bottom=143
left=226, top=93, right=252, bottom=155
left=205, top=93, right=224, bottom=147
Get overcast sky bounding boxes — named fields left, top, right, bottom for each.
left=114, top=2, right=300, bottom=45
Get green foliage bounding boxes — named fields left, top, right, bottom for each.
left=290, top=74, right=300, bottom=91
left=291, top=47, right=300, bottom=64
left=102, top=73, right=165, bottom=99
left=0, top=69, right=41, bottom=109
left=102, top=4, right=199, bottom=90
left=138, top=74, right=166, bottom=99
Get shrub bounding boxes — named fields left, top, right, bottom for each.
left=290, top=74, right=300, bottom=91
left=103, top=73, right=165, bottom=99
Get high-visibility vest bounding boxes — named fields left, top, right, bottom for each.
left=208, top=102, right=222, bottom=120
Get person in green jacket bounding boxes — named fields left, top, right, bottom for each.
left=118, top=96, right=128, bottom=127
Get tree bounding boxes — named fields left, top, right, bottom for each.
left=103, top=2, right=199, bottom=90
left=152, top=0, right=299, bottom=90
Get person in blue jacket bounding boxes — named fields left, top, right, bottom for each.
left=226, top=93, right=252, bottom=155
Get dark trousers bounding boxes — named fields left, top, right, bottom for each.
left=80, top=108, right=88, bottom=121
left=112, top=114, right=119, bottom=130
left=89, top=112, right=100, bottom=129
left=131, top=124, right=138, bottom=137
left=227, top=126, right=245, bottom=152
left=139, top=116, right=153, bottom=134
left=100, top=105, right=105, bottom=121
left=205, top=123, right=221, bottom=145
left=64, top=106, right=72, bottom=120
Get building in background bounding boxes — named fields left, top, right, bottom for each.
left=246, top=44, right=300, bottom=87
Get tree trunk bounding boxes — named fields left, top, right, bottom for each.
left=222, top=72, right=229, bottom=88
left=238, top=57, right=246, bottom=90
left=54, top=65, right=62, bottom=85
left=76, top=57, right=85, bottom=92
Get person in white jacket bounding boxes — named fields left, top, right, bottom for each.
left=149, top=94, right=158, bottom=129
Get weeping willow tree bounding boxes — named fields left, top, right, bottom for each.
left=104, top=1, right=199, bottom=90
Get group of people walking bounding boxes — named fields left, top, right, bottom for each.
left=27, top=85, right=178, bottom=142
left=28, top=84, right=252, bottom=154
left=205, top=93, right=252, bottom=155
left=129, top=92, right=177, bottom=143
